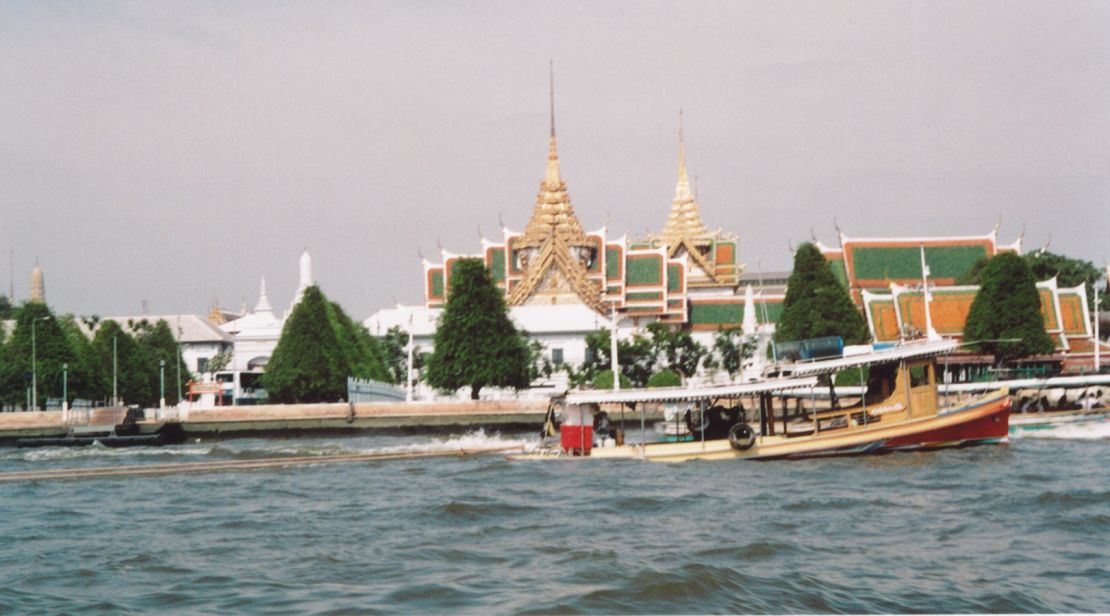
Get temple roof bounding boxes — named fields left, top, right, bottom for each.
left=516, top=130, right=591, bottom=250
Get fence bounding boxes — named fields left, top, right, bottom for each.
left=347, top=377, right=407, bottom=403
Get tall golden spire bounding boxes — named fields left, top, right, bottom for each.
left=518, top=62, right=590, bottom=250
left=661, top=110, right=708, bottom=243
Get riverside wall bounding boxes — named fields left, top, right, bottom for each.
left=0, top=400, right=552, bottom=444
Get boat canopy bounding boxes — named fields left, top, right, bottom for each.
left=563, top=377, right=819, bottom=405
left=785, top=340, right=958, bottom=377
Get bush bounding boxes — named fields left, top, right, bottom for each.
left=647, top=369, right=681, bottom=388
left=592, top=369, right=631, bottom=390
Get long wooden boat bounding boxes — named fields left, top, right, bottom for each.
left=510, top=340, right=1011, bottom=462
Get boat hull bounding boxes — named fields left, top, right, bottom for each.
left=512, top=390, right=1011, bottom=463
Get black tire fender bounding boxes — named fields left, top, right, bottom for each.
left=728, top=423, right=756, bottom=451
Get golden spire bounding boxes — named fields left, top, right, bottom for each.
left=29, top=259, right=44, bottom=303
left=518, top=63, right=590, bottom=249
left=661, top=110, right=708, bottom=243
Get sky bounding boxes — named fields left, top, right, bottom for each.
left=2, top=1, right=1108, bottom=320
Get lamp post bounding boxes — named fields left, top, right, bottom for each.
left=160, top=359, right=166, bottom=409
left=31, top=315, right=51, bottom=410
left=112, top=334, right=118, bottom=407
left=176, top=320, right=183, bottom=406
left=62, top=362, right=68, bottom=412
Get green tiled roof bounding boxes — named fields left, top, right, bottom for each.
left=430, top=270, right=444, bottom=298
left=627, top=255, right=662, bottom=285
left=667, top=264, right=682, bottom=292
left=488, top=248, right=506, bottom=283
left=850, top=245, right=988, bottom=282
left=606, top=246, right=621, bottom=280
left=690, top=302, right=742, bottom=325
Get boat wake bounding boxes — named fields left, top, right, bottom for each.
left=0, top=429, right=538, bottom=464
left=1012, top=419, right=1110, bottom=441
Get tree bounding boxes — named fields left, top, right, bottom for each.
left=136, top=319, right=191, bottom=406
left=964, top=252, right=1055, bottom=366
left=86, top=320, right=152, bottom=407
left=263, top=286, right=347, bottom=403
left=581, top=328, right=657, bottom=388
left=711, top=327, right=757, bottom=379
left=425, top=259, right=530, bottom=399
left=328, top=301, right=390, bottom=382
left=0, top=302, right=80, bottom=409
left=646, top=322, right=706, bottom=382
left=0, top=295, right=14, bottom=320
left=525, top=338, right=553, bottom=382
left=776, top=243, right=869, bottom=345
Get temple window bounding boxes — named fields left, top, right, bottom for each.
left=551, top=348, right=564, bottom=366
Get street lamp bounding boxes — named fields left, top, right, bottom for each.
left=62, top=362, right=68, bottom=412
left=159, top=359, right=166, bottom=409
left=31, top=315, right=51, bottom=410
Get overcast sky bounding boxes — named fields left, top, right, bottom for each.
left=2, top=1, right=1108, bottom=319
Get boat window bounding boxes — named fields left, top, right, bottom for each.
left=866, top=363, right=896, bottom=399
left=910, top=365, right=930, bottom=387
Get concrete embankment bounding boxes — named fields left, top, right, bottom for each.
left=0, top=399, right=553, bottom=445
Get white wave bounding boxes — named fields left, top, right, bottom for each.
left=1012, top=419, right=1110, bottom=441
left=2, top=444, right=216, bottom=462
left=357, top=429, right=539, bottom=455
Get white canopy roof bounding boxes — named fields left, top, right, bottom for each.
left=785, top=340, right=958, bottom=377
left=564, top=377, right=819, bottom=405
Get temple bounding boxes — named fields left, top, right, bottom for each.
left=368, top=93, right=777, bottom=378
left=817, top=228, right=1108, bottom=373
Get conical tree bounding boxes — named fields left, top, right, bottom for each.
left=263, top=286, right=347, bottom=403
left=137, top=319, right=191, bottom=406
left=426, top=258, right=530, bottom=399
left=87, top=320, right=152, bottom=407
left=964, top=252, right=1055, bottom=366
left=776, top=243, right=869, bottom=345
left=327, top=301, right=391, bottom=383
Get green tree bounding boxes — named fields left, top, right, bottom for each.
left=425, top=259, right=530, bottom=399
left=86, top=320, right=152, bottom=406
left=0, top=295, right=14, bottom=320
left=525, top=338, right=553, bottom=382
left=646, top=322, right=706, bottom=382
left=711, top=327, right=756, bottom=379
left=328, top=301, right=390, bottom=382
left=776, top=243, right=869, bottom=345
left=136, top=319, right=191, bottom=406
left=264, top=286, right=356, bottom=403
left=581, top=329, right=657, bottom=388
left=0, top=302, right=80, bottom=409
left=964, top=252, right=1056, bottom=366
left=379, top=326, right=410, bottom=384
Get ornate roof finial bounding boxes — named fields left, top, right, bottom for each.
left=549, top=59, right=556, bottom=139
left=810, top=226, right=818, bottom=242
left=255, top=276, right=273, bottom=313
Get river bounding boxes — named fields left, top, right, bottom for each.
left=1, top=424, right=1107, bottom=613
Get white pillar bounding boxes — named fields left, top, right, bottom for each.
left=610, top=306, right=621, bottom=392
left=920, top=244, right=940, bottom=341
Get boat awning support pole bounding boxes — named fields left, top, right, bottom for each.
left=700, top=398, right=706, bottom=450
left=859, top=365, right=868, bottom=425
left=811, top=385, right=818, bottom=433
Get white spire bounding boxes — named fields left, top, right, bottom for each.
left=742, top=284, right=757, bottom=335
left=299, top=249, right=313, bottom=289
left=255, top=276, right=273, bottom=314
